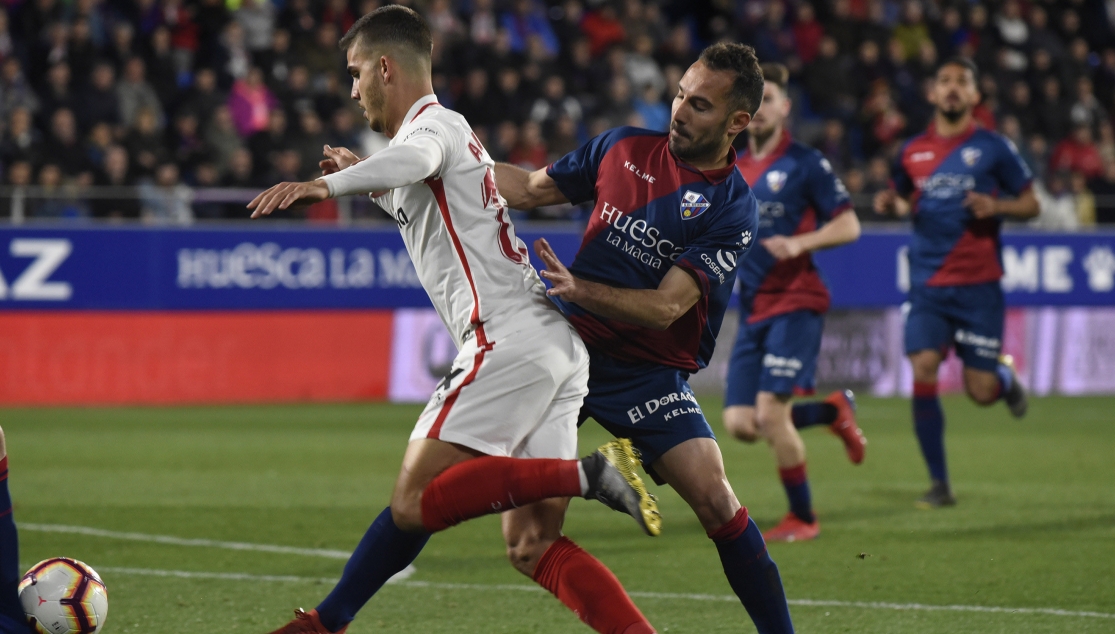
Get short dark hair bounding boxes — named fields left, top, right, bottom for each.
left=339, top=5, right=432, bottom=60
left=938, top=56, right=979, bottom=82
left=760, top=63, right=789, bottom=92
left=698, top=42, right=764, bottom=116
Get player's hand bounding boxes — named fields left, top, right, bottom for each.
left=319, top=145, right=361, bottom=175
left=533, top=237, right=580, bottom=301
left=873, top=189, right=897, bottom=215
left=247, top=180, right=331, bottom=218
left=761, top=235, right=804, bottom=260
left=964, top=191, right=997, bottom=218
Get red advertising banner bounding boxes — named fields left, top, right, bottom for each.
left=0, top=311, right=392, bottom=405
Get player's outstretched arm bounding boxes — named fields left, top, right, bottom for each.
left=494, top=163, right=570, bottom=209
left=534, top=238, right=700, bottom=331
left=248, top=179, right=331, bottom=218
left=762, top=210, right=861, bottom=260
left=964, top=188, right=1039, bottom=220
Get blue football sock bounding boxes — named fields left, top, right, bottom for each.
left=709, top=509, right=794, bottom=634
left=779, top=464, right=814, bottom=524
left=913, top=382, right=948, bottom=483
left=790, top=403, right=837, bottom=430
left=316, top=507, right=430, bottom=632
left=995, top=363, right=1014, bottom=401
left=0, top=457, right=27, bottom=628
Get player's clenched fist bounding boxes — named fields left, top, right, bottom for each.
left=964, top=191, right=997, bottom=218
left=320, top=144, right=362, bottom=175
left=873, top=189, right=909, bottom=217
left=247, top=180, right=331, bottom=218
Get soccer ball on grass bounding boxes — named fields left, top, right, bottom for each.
left=18, top=558, right=108, bottom=634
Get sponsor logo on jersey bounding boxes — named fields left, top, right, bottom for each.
left=680, top=190, right=711, bottom=219
left=911, top=151, right=935, bottom=162
left=954, top=329, right=1001, bottom=357
left=598, top=201, right=685, bottom=270
left=766, top=170, right=788, bottom=193
left=915, top=173, right=976, bottom=199
left=622, top=160, right=657, bottom=183
left=626, top=390, right=701, bottom=424
left=763, top=353, right=803, bottom=377
left=961, top=147, right=981, bottom=166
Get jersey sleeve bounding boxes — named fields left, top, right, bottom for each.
left=805, top=151, right=853, bottom=222
left=673, top=193, right=759, bottom=297
left=891, top=144, right=914, bottom=197
left=992, top=135, right=1034, bottom=197
left=546, top=127, right=629, bottom=204
left=323, top=121, right=451, bottom=197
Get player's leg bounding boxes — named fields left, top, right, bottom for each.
left=502, top=500, right=655, bottom=634
left=756, top=391, right=819, bottom=542
left=954, top=284, right=1027, bottom=417
left=790, top=391, right=865, bottom=465
left=722, top=318, right=763, bottom=443
left=905, top=290, right=956, bottom=508
left=652, top=438, right=794, bottom=633
left=0, top=427, right=32, bottom=634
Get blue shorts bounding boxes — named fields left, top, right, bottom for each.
left=579, top=350, right=715, bottom=485
left=904, top=282, right=1003, bottom=372
left=724, top=310, right=824, bottom=407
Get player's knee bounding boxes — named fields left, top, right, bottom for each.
left=965, top=382, right=999, bottom=406
left=504, top=530, right=554, bottom=577
left=389, top=493, right=425, bottom=533
left=723, top=409, right=759, bottom=442
left=689, top=481, right=742, bottom=530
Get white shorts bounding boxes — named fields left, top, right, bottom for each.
left=410, top=316, right=589, bottom=460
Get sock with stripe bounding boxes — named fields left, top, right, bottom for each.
left=913, top=381, right=948, bottom=483
left=708, top=508, right=794, bottom=634
left=0, top=457, right=27, bottom=626
left=779, top=463, right=815, bottom=524
left=532, top=537, right=655, bottom=634
left=790, top=402, right=837, bottom=430
left=420, top=457, right=581, bottom=532
left=994, top=363, right=1014, bottom=400
left=316, top=506, right=429, bottom=632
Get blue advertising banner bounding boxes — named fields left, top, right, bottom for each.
left=0, top=225, right=1111, bottom=310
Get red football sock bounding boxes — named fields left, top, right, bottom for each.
left=533, top=537, right=655, bottom=634
left=420, top=457, right=581, bottom=532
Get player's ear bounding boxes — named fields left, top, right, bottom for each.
left=728, top=110, right=751, bottom=136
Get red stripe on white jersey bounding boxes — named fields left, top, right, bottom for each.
left=426, top=333, right=489, bottom=440
left=427, top=177, right=483, bottom=330
left=411, top=101, right=441, bottom=123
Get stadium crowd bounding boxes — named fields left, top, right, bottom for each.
left=0, top=0, right=1114, bottom=225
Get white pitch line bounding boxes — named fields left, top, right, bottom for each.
left=91, top=566, right=1115, bottom=621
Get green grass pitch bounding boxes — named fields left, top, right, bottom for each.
left=4, top=396, right=1114, bottom=633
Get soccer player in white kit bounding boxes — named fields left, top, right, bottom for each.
left=248, top=7, right=659, bottom=634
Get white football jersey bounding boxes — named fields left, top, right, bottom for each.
left=325, top=94, right=554, bottom=348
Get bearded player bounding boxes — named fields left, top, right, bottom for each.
left=496, top=43, right=796, bottom=633
left=874, top=57, right=1036, bottom=508
left=722, top=63, right=865, bottom=543
left=250, top=7, right=660, bottom=633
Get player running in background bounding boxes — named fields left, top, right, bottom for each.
left=496, top=43, right=796, bottom=633
left=721, top=63, right=865, bottom=543
left=249, top=7, right=659, bottom=633
left=874, top=57, right=1037, bottom=508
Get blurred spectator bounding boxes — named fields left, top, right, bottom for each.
left=792, top=3, right=824, bottom=65
left=816, top=119, right=853, bottom=174
left=314, top=73, right=346, bottom=121
left=43, top=108, right=93, bottom=181
left=509, top=120, right=547, bottom=170
left=79, top=62, right=120, bottom=131
left=632, top=83, right=668, bottom=132
left=122, top=106, right=169, bottom=179
left=278, top=65, right=314, bottom=117
left=1072, top=171, right=1096, bottom=227
left=468, top=0, right=499, bottom=47
left=248, top=108, right=289, bottom=179
left=228, top=66, right=276, bottom=137
left=599, top=75, right=635, bottom=129
left=626, top=33, right=665, bottom=98
left=139, top=162, right=192, bottom=224
left=212, top=21, right=252, bottom=83
left=181, top=68, right=226, bottom=125
left=168, top=110, right=208, bottom=172
left=204, top=105, right=243, bottom=175
left=37, top=63, right=74, bottom=130
left=191, top=161, right=224, bottom=219
left=1089, top=161, right=1115, bottom=224
left=292, top=109, right=328, bottom=180
left=301, top=23, right=342, bottom=79
left=28, top=163, right=86, bottom=218
left=501, top=0, right=558, bottom=57
left=221, top=147, right=261, bottom=191
left=1050, top=124, right=1104, bottom=179
left=457, top=68, right=499, bottom=129
left=236, top=0, right=276, bottom=52
left=0, top=58, right=41, bottom=121
left=1, top=160, right=33, bottom=221
left=256, top=28, right=294, bottom=89
left=489, top=121, right=518, bottom=163
left=491, top=67, right=529, bottom=124
left=805, top=36, right=853, bottom=119
left=1032, top=172, right=1079, bottom=230
left=1035, top=76, right=1070, bottom=144
left=530, top=75, right=582, bottom=132
left=145, top=27, right=180, bottom=105
left=1, top=108, right=40, bottom=166
left=320, top=0, right=355, bottom=35
left=581, top=2, right=624, bottom=57
left=1069, top=78, right=1107, bottom=136
left=328, top=108, right=362, bottom=152
left=117, top=57, right=164, bottom=129
left=655, top=24, right=695, bottom=70
left=85, top=122, right=114, bottom=169
left=1026, top=6, right=1064, bottom=63
left=548, top=113, right=580, bottom=159
left=91, top=145, right=139, bottom=219
left=894, top=1, right=931, bottom=61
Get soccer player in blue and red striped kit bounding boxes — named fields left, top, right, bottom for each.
left=874, top=57, right=1037, bottom=507
left=0, top=427, right=31, bottom=634
left=721, top=63, right=866, bottom=543
left=496, top=43, right=795, bottom=633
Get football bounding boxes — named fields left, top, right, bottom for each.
left=17, top=558, right=108, bottom=634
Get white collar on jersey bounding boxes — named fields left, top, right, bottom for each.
left=402, top=93, right=441, bottom=126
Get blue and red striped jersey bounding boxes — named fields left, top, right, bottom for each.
left=892, top=122, right=1033, bottom=287
left=546, top=126, right=759, bottom=372
left=734, top=131, right=853, bottom=324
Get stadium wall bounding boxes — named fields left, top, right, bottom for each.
left=0, top=225, right=1112, bottom=405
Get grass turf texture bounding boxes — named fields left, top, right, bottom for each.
left=4, top=396, right=1113, bottom=634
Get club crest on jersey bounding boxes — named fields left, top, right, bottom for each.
left=680, top=190, right=711, bottom=219
left=961, top=147, right=981, bottom=166
left=766, top=170, right=788, bottom=193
